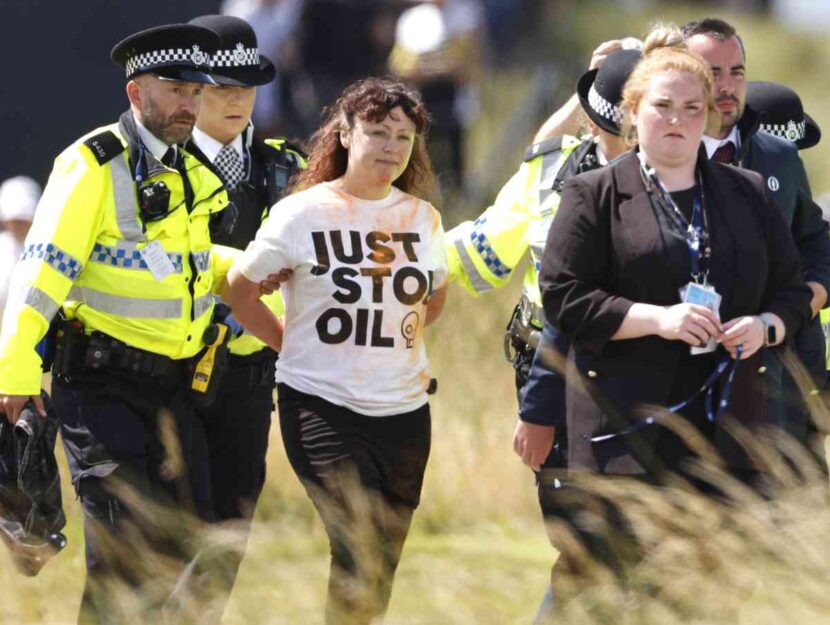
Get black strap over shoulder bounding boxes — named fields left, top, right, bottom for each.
left=82, top=131, right=125, bottom=166
left=552, top=139, right=598, bottom=192
left=523, top=136, right=564, bottom=162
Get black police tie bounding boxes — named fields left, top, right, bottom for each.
left=161, top=147, right=176, bottom=168
left=711, top=141, right=736, bottom=164
left=214, top=145, right=246, bottom=190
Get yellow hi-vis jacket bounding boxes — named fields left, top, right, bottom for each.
left=445, top=135, right=586, bottom=325
left=0, top=119, right=233, bottom=396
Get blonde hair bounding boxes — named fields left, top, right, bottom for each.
left=621, top=23, right=721, bottom=145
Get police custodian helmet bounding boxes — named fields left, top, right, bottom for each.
left=111, top=23, right=221, bottom=85
left=747, top=80, right=821, bottom=150
left=188, top=15, right=276, bottom=87
left=576, top=48, right=643, bottom=137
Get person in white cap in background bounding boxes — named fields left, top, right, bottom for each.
left=0, top=176, right=41, bottom=319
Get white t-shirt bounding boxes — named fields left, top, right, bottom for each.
left=238, top=181, right=448, bottom=416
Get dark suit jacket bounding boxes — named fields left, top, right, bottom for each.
left=539, top=150, right=812, bottom=476
left=738, top=106, right=830, bottom=296
left=738, top=111, right=830, bottom=379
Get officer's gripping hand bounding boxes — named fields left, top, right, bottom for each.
left=0, top=394, right=47, bottom=424
left=589, top=40, right=623, bottom=70
left=259, top=268, right=293, bottom=295
left=513, top=420, right=555, bottom=472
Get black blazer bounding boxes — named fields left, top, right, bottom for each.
left=739, top=107, right=830, bottom=297
left=539, top=150, right=812, bottom=475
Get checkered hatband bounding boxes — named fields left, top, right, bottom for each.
left=213, top=43, right=260, bottom=68
left=588, top=84, right=624, bottom=125
left=760, top=120, right=806, bottom=142
left=125, top=44, right=212, bottom=77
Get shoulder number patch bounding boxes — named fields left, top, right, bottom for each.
left=83, top=131, right=125, bottom=165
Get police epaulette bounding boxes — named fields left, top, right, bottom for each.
left=264, top=137, right=307, bottom=160
left=83, top=131, right=125, bottom=165
left=523, top=136, right=563, bottom=162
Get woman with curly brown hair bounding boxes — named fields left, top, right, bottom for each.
left=226, top=76, right=447, bottom=625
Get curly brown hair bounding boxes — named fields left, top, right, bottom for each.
left=289, top=77, right=440, bottom=206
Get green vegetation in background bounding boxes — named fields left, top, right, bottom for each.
left=460, top=0, right=830, bottom=228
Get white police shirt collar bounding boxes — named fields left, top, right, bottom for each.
left=191, top=126, right=244, bottom=165
left=702, top=125, right=740, bottom=159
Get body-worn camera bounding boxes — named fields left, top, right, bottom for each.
left=139, top=181, right=171, bottom=222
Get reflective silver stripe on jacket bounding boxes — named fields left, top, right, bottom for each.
left=110, top=155, right=146, bottom=243
left=23, top=286, right=61, bottom=320
left=68, top=286, right=181, bottom=319
left=453, top=237, right=492, bottom=293
left=529, top=241, right=546, bottom=270
left=538, top=151, right=567, bottom=217
left=193, top=293, right=214, bottom=319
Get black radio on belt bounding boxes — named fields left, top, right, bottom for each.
left=139, top=181, right=171, bottom=222
left=52, top=318, right=87, bottom=379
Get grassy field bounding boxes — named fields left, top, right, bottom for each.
left=5, top=2, right=830, bottom=624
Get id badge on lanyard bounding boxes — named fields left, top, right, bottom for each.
left=681, top=282, right=720, bottom=354
left=678, top=198, right=719, bottom=354
left=640, top=156, right=720, bottom=355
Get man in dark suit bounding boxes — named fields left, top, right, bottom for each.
left=683, top=18, right=830, bottom=443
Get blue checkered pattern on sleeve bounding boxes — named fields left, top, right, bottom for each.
left=469, top=217, right=511, bottom=278
left=19, top=243, right=83, bottom=280
left=191, top=250, right=211, bottom=274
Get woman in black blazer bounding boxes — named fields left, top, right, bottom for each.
left=537, top=26, right=812, bottom=614
left=540, top=31, right=810, bottom=479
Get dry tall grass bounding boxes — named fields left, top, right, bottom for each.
left=6, top=262, right=830, bottom=625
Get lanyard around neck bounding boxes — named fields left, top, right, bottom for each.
left=638, top=155, right=711, bottom=284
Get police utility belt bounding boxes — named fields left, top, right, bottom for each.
left=51, top=317, right=231, bottom=405
left=504, top=294, right=543, bottom=362
left=222, top=351, right=277, bottom=392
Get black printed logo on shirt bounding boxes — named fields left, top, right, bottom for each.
left=311, top=230, right=433, bottom=348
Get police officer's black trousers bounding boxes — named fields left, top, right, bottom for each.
left=192, top=350, right=275, bottom=624
left=52, top=369, right=212, bottom=625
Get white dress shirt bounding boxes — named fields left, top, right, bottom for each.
left=702, top=125, right=741, bottom=159
left=190, top=127, right=244, bottom=165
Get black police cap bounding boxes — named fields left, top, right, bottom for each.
left=111, top=23, right=221, bottom=85
left=188, top=15, right=276, bottom=87
left=748, top=80, right=821, bottom=150
left=576, top=48, right=643, bottom=137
